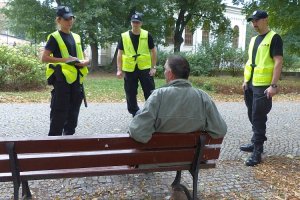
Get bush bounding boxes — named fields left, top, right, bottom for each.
left=0, top=45, right=46, bottom=91
left=283, top=53, right=300, bottom=72
left=186, top=48, right=215, bottom=76
left=220, top=47, right=247, bottom=76
left=156, top=37, right=247, bottom=77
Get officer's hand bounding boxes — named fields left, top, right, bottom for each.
left=75, top=59, right=89, bottom=68
left=149, top=68, right=156, bottom=76
left=264, top=86, right=277, bottom=99
left=116, top=70, right=123, bottom=78
left=242, top=82, right=248, bottom=91
left=68, top=56, right=78, bottom=61
left=65, top=56, right=79, bottom=63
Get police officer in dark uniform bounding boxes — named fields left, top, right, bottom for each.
left=241, top=10, right=283, bottom=166
left=116, top=13, right=157, bottom=117
left=41, top=6, right=89, bottom=136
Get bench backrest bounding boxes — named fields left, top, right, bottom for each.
left=0, top=132, right=223, bottom=179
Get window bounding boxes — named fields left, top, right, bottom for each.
left=202, top=30, right=209, bottom=44
left=184, top=27, right=193, bottom=46
left=166, top=25, right=174, bottom=44
left=202, top=21, right=210, bottom=45
left=232, top=25, right=239, bottom=48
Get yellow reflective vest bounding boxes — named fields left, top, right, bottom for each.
left=244, top=31, right=276, bottom=86
left=45, top=31, right=88, bottom=84
left=121, top=29, right=151, bottom=72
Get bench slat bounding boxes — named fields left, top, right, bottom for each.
left=0, top=159, right=217, bottom=182
left=17, top=149, right=195, bottom=171
left=0, top=132, right=223, bottom=154
left=0, top=155, right=10, bottom=173
left=0, top=148, right=220, bottom=174
left=0, top=149, right=221, bottom=173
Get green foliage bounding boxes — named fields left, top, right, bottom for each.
left=221, top=47, right=246, bottom=76
left=0, top=45, right=46, bottom=91
left=2, top=0, right=168, bottom=69
left=191, top=36, right=246, bottom=76
left=237, top=0, right=300, bottom=56
left=282, top=53, right=300, bottom=72
left=200, top=82, right=215, bottom=91
left=2, top=0, right=231, bottom=54
left=186, top=49, right=215, bottom=76
left=155, top=50, right=169, bottom=78
left=156, top=38, right=247, bottom=77
left=57, top=0, right=167, bottom=47
left=1, top=0, right=55, bottom=43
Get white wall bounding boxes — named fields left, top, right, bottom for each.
left=224, top=5, right=247, bottom=50
left=0, top=34, right=31, bottom=46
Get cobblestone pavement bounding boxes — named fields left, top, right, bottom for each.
left=0, top=102, right=299, bottom=199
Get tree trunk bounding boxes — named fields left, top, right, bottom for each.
left=55, top=0, right=61, bottom=6
left=90, top=43, right=98, bottom=71
left=174, top=32, right=184, bottom=52
left=173, top=9, right=187, bottom=52
left=111, top=47, right=118, bottom=71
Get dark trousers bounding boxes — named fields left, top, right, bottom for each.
left=124, top=68, right=155, bottom=115
left=244, top=82, right=272, bottom=145
left=48, top=66, right=83, bottom=136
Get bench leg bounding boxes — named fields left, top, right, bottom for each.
left=192, top=172, right=199, bottom=200
left=189, top=135, right=205, bottom=200
left=13, top=183, right=19, bottom=200
left=171, top=170, right=181, bottom=186
left=6, top=142, right=21, bottom=200
left=172, top=184, right=192, bottom=200
left=22, top=181, right=32, bottom=199
left=171, top=171, right=193, bottom=200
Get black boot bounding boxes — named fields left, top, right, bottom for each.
left=240, top=143, right=263, bottom=153
left=240, top=143, right=254, bottom=152
left=245, top=145, right=263, bottom=166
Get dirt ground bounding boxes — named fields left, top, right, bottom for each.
left=254, top=156, right=300, bottom=200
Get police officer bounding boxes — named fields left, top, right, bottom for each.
left=241, top=10, right=283, bottom=166
left=41, top=6, right=89, bottom=136
left=116, top=13, right=157, bottom=117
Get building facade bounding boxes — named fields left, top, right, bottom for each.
left=99, top=4, right=246, bottom=66
left=159, top=5, right=246, bottom=53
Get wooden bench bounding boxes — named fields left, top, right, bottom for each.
left=0, top=132, right=223, bottom=200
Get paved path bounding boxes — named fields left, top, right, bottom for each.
left=0, top=102, right=299, bottom=199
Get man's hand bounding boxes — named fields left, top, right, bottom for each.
left=116, top=69, right=123, bottom=78
left=149, top=68, right=156, bottom=76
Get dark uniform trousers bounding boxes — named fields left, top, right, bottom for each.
left=244, top=81, right=272, bottom=145
left=48, top=65, right=83, bottom=136
left=124, top=68, right=155, bottom=116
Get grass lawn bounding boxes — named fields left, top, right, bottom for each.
left=0, top=72, right=299, bottom=103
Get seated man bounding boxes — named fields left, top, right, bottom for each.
left=129, top=55, right=227, bottom=143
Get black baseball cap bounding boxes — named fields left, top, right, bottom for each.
left=131, top=14, right=142, bottom=22
left=247, top=10, right=268, bottom=22
left=56, top=6, right=75, bottom=19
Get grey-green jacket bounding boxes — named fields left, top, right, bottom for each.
left=129, top=79, right=227, bottom=143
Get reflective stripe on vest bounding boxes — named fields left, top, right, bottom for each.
left=45, top=31, right=88, bottom=84
left=244, top=31, right=276, bottom=86
left=121, top=29, right=151, bottom=72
